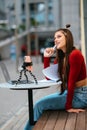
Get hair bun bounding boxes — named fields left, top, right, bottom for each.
left=66, top=24, right=71, bottom=28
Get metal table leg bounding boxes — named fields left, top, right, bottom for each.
left=28, top=89, right=35, bottom=125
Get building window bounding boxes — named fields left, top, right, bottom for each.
left=29, top=3, right=45, bottom=26
left=48, top=0, right=54, bottom=25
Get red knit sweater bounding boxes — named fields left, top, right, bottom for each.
left=44, top=49, right=87, bottom=110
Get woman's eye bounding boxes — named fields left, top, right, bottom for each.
left=54, top=35, right=62, bottom=40
left=57, top=35, right=61, bottom=38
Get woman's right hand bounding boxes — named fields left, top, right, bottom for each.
left=67, top=108, right=85, bottom=113
left=44, top=47, right=55, bottom=57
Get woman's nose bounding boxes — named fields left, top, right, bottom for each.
left=54, top=38, right=57, bottom=43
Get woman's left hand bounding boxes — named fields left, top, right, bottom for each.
left=44, top=47, right=54, bottom=57
left=67, top=108, right=85, bottom=113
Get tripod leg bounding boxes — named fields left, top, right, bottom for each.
left=16, top=70, right=23, bottom=85
left=29, top=71, right=38, bottom=84
left=24, top=70, right=28, bottom=83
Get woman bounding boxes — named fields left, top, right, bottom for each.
left=24, top=25, right=87, bottom=130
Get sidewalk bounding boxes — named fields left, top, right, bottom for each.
left=0, top=56, right=58, bottom=130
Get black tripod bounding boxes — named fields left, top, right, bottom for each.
left=16, top=62, right=38, bottom=85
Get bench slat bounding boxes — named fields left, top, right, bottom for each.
left=43, top=111, right=59, bottom=130
left=54, top=111, right=68, bottom=130
left=76, top=111, right=86, bottom=130
left=86, top=109, right=87, bottom=130
left=64, top=113, right=77, bottom=130
left=33, top=111, right=50, bottom=130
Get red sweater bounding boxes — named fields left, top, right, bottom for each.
left=44, top=49, right=87, bottom=110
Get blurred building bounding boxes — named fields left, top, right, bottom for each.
left=0, top=0, right=6, bottom=20
left=0, top=0, right=87, bottom=61
left=4, top=0, right=80, bottom=45
left=0, top=0, right=12, bottom=40
left=25, top=0, right=81, bottom=55
left=83, top=0, right=87, bottom=63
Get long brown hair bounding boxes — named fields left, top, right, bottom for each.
left=55, top=25, right=75, bottom=93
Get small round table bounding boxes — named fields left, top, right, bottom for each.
left=0, top=80, right=61, bottom=125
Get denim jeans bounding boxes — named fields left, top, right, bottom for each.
left=24, top=86, right=87, bottom=130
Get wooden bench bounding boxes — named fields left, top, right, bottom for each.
left=33, top=109, right=87, bottom=130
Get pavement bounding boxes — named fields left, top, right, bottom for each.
left=0, top=56, right=45, bottom=128
left=0, top=56, right=60, bottom=130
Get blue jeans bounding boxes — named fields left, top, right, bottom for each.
left=24, top=86, right=87, bottom=130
